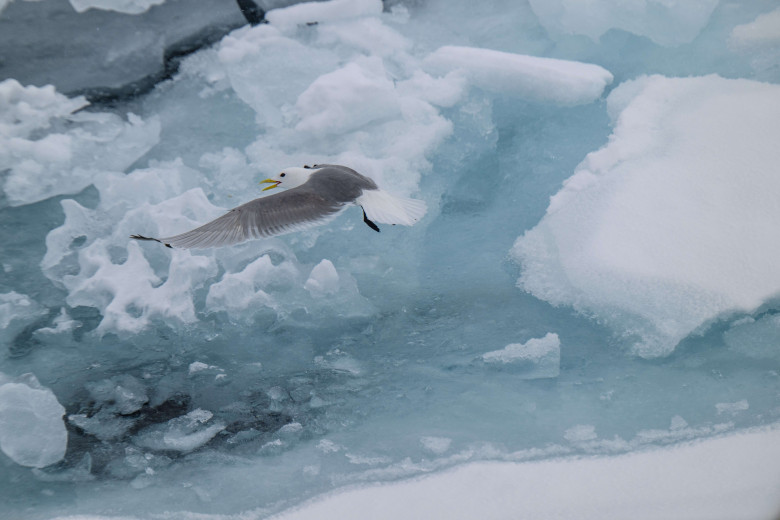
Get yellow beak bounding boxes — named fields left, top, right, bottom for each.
left=260, top=179, right=281, bottom=191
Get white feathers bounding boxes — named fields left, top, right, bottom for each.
left=356, top=189, right=427, bottom=226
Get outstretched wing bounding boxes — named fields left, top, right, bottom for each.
left=135, top=189, right=346, bottom=249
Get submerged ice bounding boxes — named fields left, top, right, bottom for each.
left=1, top=0, right=779, bottom=517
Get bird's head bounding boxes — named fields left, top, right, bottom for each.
left=260, top=166, right=313, bottom=191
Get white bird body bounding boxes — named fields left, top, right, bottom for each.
left=131, top=164, right=426, bottom=249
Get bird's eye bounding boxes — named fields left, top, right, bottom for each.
left=280, top=173, right=286, bottom=177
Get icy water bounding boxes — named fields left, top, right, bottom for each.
left=1, top=0, right=779, bottom=518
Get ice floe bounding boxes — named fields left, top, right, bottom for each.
left=0, top=373, right=67, bottom=468
left=512, top=74, right=780, bottom=357
left=423, top=46, right=613, bottom=105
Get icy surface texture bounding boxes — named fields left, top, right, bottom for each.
left=482, top=332, right=561, bottom=379
left=0, top=79, right=160, bottom=207
left=527, top=0, right=719, bottom=46
left=512, top=75, right=780, bottom=358
left=423, top=46, right=613, bottom=105
left=0, top=373, right=67, bottom=468
left=1, top=0, right=780, bottom=517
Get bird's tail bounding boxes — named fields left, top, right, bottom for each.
left=357, top=189, right=427, bottom=226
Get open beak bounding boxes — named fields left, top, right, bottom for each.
left=260, top=179, right=281, bottom=191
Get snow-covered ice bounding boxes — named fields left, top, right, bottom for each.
left=512, top=75, right=780, bottom=357
left=0, top=373, right=67, bottom=468
left=423, top=46, right=613, bottom=105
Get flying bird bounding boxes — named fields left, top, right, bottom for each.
left=130, top=164, right=426, bottom=249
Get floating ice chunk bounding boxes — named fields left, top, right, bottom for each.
left=729, top=8, right=780, bottom=49
left=133, top=408, right=225, bottom=453
left=716, top=400, right=749, bottom=416
left=0, top=373, right=67, bottom=468
left=0, top=81, right=160, bottom=206
left=482, top=333, right=561, bottom=379
left=69, top=0, right=165, bottom=14
left=422, top=46, right=613, bottom=106
left=65, top=240, right=214, bottom=335
left=266, top=0, right=382, bottom=32
left=0, top=291, right=47, bottom=346
left=527, top=0, right=718, bottom=46
left=43, top=168, right=221, bottom=334
left=512, top=75, right=780, bottom=357
left=0, top=79, right=87, bottom=138
left=304, top=259, right=340, bottom=297
left=295, top=57, right=401, bottom=135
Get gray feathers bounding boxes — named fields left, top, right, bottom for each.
left=132, top=165, right=381, bottom=249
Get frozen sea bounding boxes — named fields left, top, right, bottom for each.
left=1, top=0, right=780, bottom=518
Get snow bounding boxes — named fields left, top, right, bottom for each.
left=0, top=373, right=67, bottom=468
left=527, top=0, right=719, bottom=46
left=269, top=426, right=780, bottom=520
left=512, top=75, right=780, bottom=357
left=423, top=46, right=613, bottom=106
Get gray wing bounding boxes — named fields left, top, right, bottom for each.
left=141, top=189, right=346, bottom=249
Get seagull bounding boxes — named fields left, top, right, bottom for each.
left=130, top=164, right=426, bottom=249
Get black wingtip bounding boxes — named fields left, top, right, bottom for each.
left=131, top=234, right=172, bottom=247
left=362, top=208, right=380, bottom=233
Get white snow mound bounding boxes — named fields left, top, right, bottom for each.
left=512, top=75, right=780, bottom=357
left=423, top=46, right=613, bottom=106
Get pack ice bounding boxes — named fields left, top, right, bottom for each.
left=512, top=75, right=780, bottom=357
